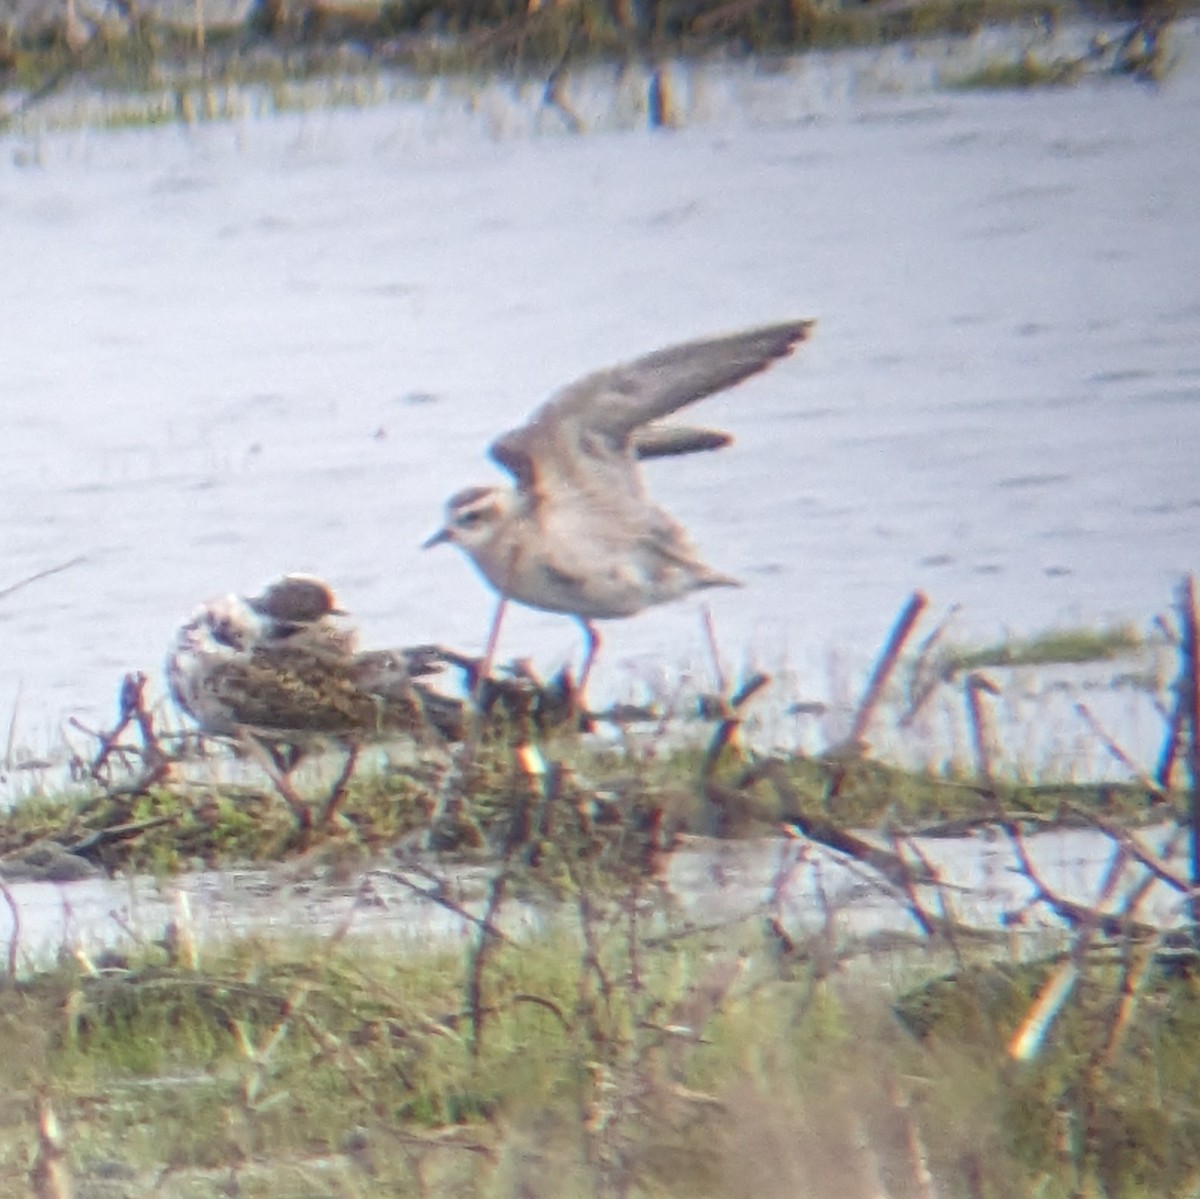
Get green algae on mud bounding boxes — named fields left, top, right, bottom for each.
left=936, top=623, right=1144, bottom=674
left=0, top=733, right=1172, bottom=878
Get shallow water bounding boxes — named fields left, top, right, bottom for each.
left=1, top=27, right=1198, bottom=766
left=0, top=824, right=1186, bottom=967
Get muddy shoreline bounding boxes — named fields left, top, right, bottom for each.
left=1, top=0, right=1188, bottom=133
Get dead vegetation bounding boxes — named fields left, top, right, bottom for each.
left=0, top=577, right=1196, bottom=1194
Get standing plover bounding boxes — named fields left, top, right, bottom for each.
left=424, top=319, right=815, bottom=691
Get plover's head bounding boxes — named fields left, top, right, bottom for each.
left=247, top=574, right=345, bottom=624
left=423, top=485, right=513, bottom=555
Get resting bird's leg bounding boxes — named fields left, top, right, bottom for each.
left=316, top=743, right=360, bottom=827
left=265, top=741, right=305, bottom=775
left=243, top=734, right=311, bottom=831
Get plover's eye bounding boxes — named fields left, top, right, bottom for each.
left=457, top=509, right=485, bottom=528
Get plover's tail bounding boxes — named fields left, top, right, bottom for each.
left=695, top=567, right=743, bottom=591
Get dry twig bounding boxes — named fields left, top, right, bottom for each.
left=1179, top=576, right=1200, bottom=928
left=845, top=590, right=928, bottom=749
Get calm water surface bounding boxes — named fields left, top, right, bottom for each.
left=2, top=30, right=1198, bottom=755
left=1, top=824, right=1187, bottom=965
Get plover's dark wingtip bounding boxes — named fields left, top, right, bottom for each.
left=782, top=317, right=817, bottom=350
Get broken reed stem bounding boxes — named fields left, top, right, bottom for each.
left=1099, top=936, right=1158, bottom=1067
left=126, top=672, right=171, bottom=790
left=700, top=670, right=769, bottom=781
left=886, top=1073, right=939, bottom=1199
left=965, top=673, right=999, bottom=787
left=88, top=673, right=142, bottom=781
left=1068, top=806, right=1193, bottom=895
left=899, top=601, right=960, bottom=728
left=887, top=830, right=936, bottom=937
left=467, top=870, right=510, bottom=1057
left=847, top=590, right=927, bottom=748
left=1157, top=680, right=1186, bottom=791
left=755, top=758, right=922, bottom=890
left=575, top=884, right=615, bottom=1031
left=1001, top=814, right=1154, bottom=939
left=1180, top=576, right=1200, bottom=931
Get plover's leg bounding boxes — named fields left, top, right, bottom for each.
left=476, top=597, right=509, bottom=703
left=577, top=619, right=601, bottom=700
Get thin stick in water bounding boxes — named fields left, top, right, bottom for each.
left=0, top=556, right=85, bottom=603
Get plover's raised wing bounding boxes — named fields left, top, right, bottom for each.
left=489, top=319, right=814, bottom=501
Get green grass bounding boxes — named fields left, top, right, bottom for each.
left=4, top=899, right=1200, bottom=1196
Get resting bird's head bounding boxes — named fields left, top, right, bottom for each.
left=246, top=574, right=346, bottom=624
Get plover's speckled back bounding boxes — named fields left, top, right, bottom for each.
left=166, top=581, right=458, bottom=750
left=424, top=319, right=815, bottom=692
